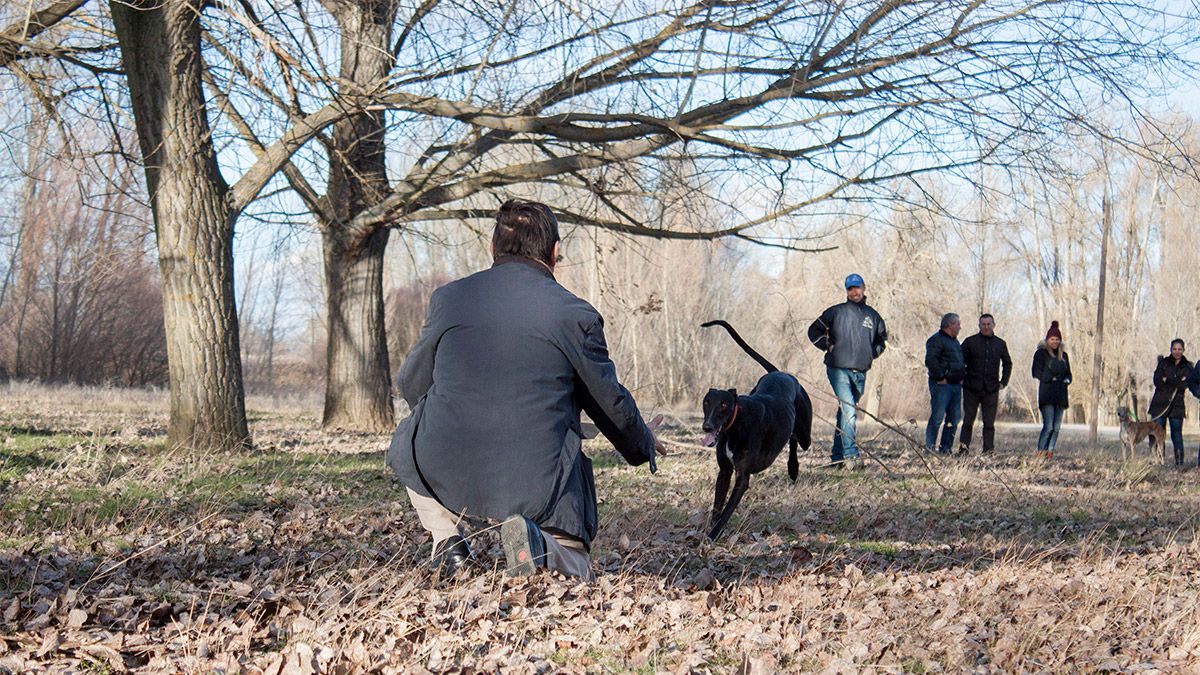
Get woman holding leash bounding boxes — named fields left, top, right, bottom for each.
left=1150, top=339, right=1192, bottom=467
left=1031, top=321, right=1071, bottom=460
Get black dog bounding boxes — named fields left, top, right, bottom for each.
left=700, top=320, right=813, bottom=541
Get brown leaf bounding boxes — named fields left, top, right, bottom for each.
left=66, top=608, right=87, bottom=628
left=692, top=568, right=717, bottom=591
left=2, top=597, right=18, bottom=623
left=80, top=644, right=126, bottom=673
left=36, top=630, right=61, bottom=658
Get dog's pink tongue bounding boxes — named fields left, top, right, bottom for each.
left=702, top=430, right=718, bottom=447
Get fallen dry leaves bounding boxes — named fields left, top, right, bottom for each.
left=2, top=384, right=1200, bottom=672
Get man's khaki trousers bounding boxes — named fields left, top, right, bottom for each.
left=406, top=488, right=594, bottom=580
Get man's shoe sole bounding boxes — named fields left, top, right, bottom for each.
left=501, top=515, right=545, bottom=576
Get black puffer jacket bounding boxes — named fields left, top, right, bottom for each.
left=961, top=333, right=1012, bottom=394
left=1031, top=342, right=1072, bottom=409
left=924, top=330, right=965, bottom=384
left=1149, top=355, right=1193, bottom=419
left=807, top=299, right=888, bottom=371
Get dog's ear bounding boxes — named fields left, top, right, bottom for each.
left=729, top=388, right=737, bottom=398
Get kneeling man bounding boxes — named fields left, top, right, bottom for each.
left=387, top=199, right=663, bottom=580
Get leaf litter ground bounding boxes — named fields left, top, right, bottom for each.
left=2, top=384, right=1200, bottom=673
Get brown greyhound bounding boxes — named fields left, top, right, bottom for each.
left=1116, top=406, right=1166, bottom=464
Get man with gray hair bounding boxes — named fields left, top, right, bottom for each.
left=924, top=313, right=965, bottom=454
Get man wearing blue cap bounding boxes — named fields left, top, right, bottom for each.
left=807, top=273, right=888, bottom=468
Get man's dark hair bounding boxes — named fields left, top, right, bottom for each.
left=941, top=313, right=960, bottom=329
left=493, top=199, right=560, bottom=265
left=979, top=313, right=994, bottom=322
left=1172, top=338, right=1185, bottom=350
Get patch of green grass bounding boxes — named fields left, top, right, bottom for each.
left=78, top=657, right=116, bottom=674
left=588, top=452, right=625, bottom=470
left=8, top=484, right=168, bottom=531
left=1032, top=507, right=1058, bottom=525
left=0, top=435, right=71, bottom=489
left=856, top=540, right=900, bottom=557
left=828, top=513, right=859, bottom=534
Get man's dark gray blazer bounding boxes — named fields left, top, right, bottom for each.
left=386, top=256, right=655, bottom=548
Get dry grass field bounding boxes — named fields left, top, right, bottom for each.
left=3, top=383, right=1200, bottom=673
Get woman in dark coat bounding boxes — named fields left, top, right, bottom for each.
left=1150, top=339, right=1192, bottom=466
left=1031, top=321, right=1071, bottom=459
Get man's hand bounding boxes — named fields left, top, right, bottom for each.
left=937, top=378, right=947, bottom=385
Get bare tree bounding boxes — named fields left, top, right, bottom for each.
left=0, top=122, right=168, bottom=386
left=200, top=0, right=1197, bottom=429
left=5, top=0, right=1197, bottom=440
left=4, top=0, right=407, bottom=448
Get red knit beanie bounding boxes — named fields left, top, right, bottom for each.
left=1045, top=320, right=1062, bottom=341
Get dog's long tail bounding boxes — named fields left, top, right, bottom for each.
left=701, top=320, right=778, bottom=373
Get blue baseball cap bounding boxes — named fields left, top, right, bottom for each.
left=844, top=273, right=864, bottom=289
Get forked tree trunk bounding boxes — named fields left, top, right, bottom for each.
left=111, top=0, right=250, bottom=451
left=320, top=0, right=397, bottom=431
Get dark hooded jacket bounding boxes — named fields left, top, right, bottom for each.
left=386, top=257, right=655, bottom=548
left=1149, top=355, right=1193, bottom=419
left=1031, top=342, right=1072, bottom=409
left=807, top=299, right=887, bottom=371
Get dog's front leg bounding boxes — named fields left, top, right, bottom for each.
left=708, top=472, right=751, bottom=541
left=711, top=439, right=733, bottom=526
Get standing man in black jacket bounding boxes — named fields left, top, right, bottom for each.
left=958, top=313, right=1013, bottom=454
left=387, top=199, right=663, bottom=579
left=807, top=274, right=888, bottom=469
left=924, top=314, right=965, bottom=454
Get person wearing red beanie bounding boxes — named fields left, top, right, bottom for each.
left=1031, top=321, right=1071, bottom=459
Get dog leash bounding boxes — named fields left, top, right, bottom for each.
left=1144, top=386, right=1182, bottom=422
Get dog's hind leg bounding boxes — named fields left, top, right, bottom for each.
left=788, top=438, right=799, bottom=484
left=708, top=473, right=751, bottom=541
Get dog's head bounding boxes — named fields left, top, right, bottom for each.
left=701, top=388, right=738, bottom=447
left=1116, top=406, right=1131, bottom=421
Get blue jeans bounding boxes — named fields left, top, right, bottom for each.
left=1153, top=416, right=1185, bottom=464
left=925, top=383, right=963, bottom=452
left=1038, top=405, right=1065, bottom=451
left=827, top=366, right=866, bottom=461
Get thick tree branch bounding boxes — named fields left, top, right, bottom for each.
left=0, top=0, right=89, bottom=67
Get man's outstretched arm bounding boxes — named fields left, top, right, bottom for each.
left=567, top=315, right=656, bottom=467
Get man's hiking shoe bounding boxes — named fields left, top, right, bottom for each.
left=501, top=515, right=546, bottom=576
left=846, top=457, right=866, bottom=470
left=430, top=535, right=473, bottom=573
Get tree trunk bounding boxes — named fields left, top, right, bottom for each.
left=111, top=0, right=250, bottom=451
left=320, top=0, right=397, bottom=431
left=323, top=229, right=393, bottom=430
left=1089, top=184, right=1112, bottom=443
